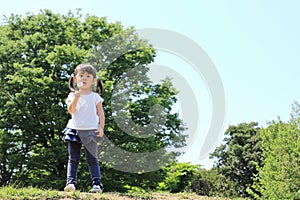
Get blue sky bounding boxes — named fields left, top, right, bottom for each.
left=1, top=0, right=300, bottom=169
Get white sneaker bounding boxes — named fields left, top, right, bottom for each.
left=64, top=184, right=76, bottom=192
left=90, top=185, right=102, bottom=193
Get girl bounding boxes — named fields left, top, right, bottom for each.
left=62, top=64, right=105, bottom=193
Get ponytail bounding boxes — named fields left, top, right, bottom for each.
left=96, top=78, right=104, bottom=95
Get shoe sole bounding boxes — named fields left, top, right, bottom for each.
left=90, top=189, right=102, bottom=193
left=64, top=187, right=75, bottom=192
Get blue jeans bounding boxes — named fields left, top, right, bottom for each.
left=66, top=141, right=101, bottom=186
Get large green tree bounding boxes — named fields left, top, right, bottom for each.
left=210, top=122, right=262, bottom=197
left=250, top=103, right=300, bottom=199
left=0, top=10, right=186, bottom=191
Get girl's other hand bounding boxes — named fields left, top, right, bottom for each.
left=95, top=128, right=104, bottom=137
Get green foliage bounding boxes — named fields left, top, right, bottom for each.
left=99, top=166, right=167, bottom=193
left=157, top=162, right=199, bottom=193
left=0, top=9, right=186, bottom=191
left=124, top=185, right=153, bottom=199
left=190, top=168, right=238, bottom=197
left=210, top=122, right=262, bottom=198
left=250, top=103, right=300, bottom=199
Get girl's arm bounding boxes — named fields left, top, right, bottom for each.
left=67, top=92, right=81, bottom=114
left=96, top=101, right=105, bottom=137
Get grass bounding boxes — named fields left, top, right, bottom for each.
left=0, top=186, right=235, bottom=200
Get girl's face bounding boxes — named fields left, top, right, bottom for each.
left=74, top=71, right=96, bottom=90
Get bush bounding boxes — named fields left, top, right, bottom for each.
left=190, top=168, right=238, bottom=197
left=157, top=162, right=199, bottom=193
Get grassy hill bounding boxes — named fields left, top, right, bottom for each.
left=0, top=186, right=235, bottom=200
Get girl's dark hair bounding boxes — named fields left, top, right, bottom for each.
left=68, top=64, right=104, bottom=95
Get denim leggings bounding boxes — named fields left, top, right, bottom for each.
left=66, top=141, right=101, bottom=186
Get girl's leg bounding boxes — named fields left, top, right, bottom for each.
left=84, top=142, right=101, bottom=186
left=66, top=141, right=81, bottom=186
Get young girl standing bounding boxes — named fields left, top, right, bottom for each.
left=62, top=64, right=105, bottom=193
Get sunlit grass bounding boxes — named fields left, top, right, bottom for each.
left=0, top=186, right=242, bottom=200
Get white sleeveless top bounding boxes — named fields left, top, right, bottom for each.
left=66, top=92, right=103, bottom=130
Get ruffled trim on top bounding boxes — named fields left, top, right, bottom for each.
left=62, top=128, right=82, bottom=144
left=62, top=128, right=104, bottom=144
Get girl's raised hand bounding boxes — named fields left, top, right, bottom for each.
left=74, top=90, right=82, bottom=98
